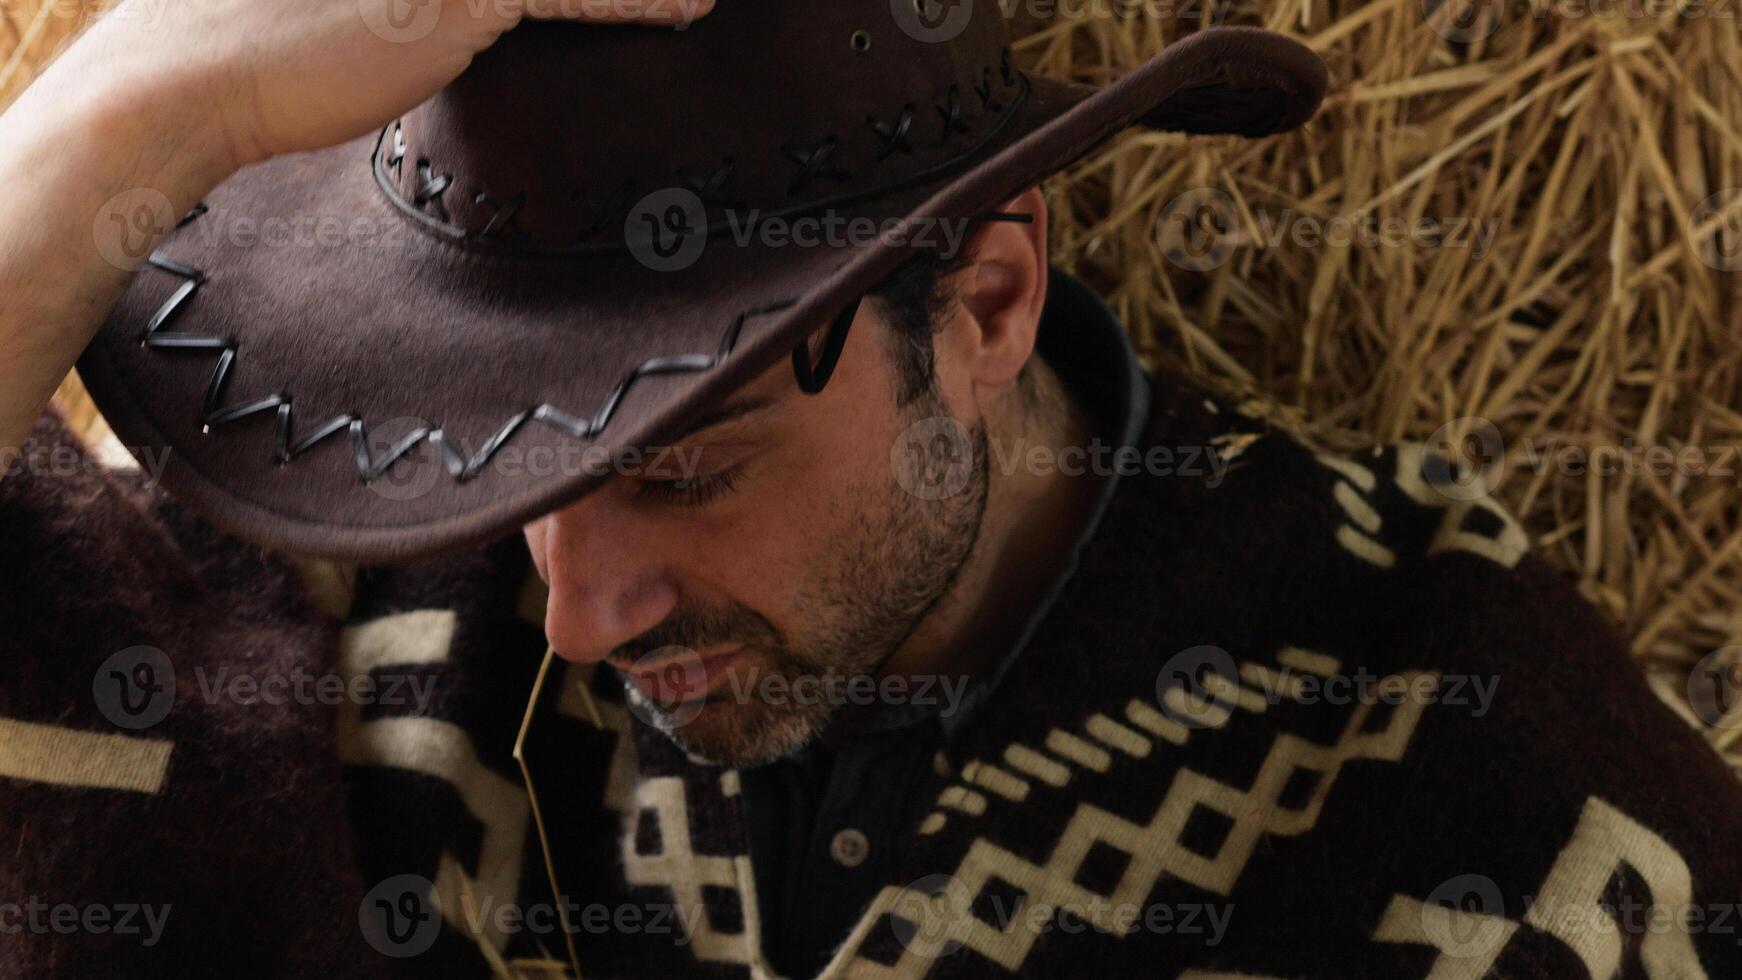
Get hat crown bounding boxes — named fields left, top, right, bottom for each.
left=378, top=1, right=1023, bottom=251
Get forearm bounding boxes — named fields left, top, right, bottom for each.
left=0, top=0, right=712, bottom=467
left=0, top=15, right=237, bottom=461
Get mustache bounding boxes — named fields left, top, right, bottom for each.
left=608, top=602, right=781, bottom=667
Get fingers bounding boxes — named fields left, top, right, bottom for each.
left=519, top=0, right=716, bottom=25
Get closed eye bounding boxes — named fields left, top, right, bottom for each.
left=634, top=465, right=746, bottom=508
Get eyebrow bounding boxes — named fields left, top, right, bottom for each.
left=674, top=395, right=779, bottom=440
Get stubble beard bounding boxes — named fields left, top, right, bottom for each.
left=623, top=397, right=990, bottom=768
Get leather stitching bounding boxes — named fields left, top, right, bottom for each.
left=373, top=49, right=1026, bottom=253
left=131, top=249, right=798, bottom=486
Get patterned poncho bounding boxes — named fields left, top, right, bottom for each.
left=1, top=370, right=1738, bottom=978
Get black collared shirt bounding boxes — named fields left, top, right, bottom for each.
left=740, top=268, right=1152, bottom=979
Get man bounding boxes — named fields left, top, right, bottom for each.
left=1, top=1, right=1737, bottom=978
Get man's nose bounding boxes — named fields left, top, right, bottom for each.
left=540, top=505, right=678, bottom=664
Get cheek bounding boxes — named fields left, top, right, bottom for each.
left=681, top=496, right=813, bottom=598
left=675, top=443, right=872, bottom=609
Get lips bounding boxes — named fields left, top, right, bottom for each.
left=616, top=646, right=750, bottom=707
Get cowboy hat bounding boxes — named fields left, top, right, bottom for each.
left=78, top=4, right=1326, bottom=562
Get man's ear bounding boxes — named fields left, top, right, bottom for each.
left=948, top=185, right=1050, bottom=390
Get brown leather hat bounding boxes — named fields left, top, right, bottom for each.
left=79, top=7, right=1325, bottom=562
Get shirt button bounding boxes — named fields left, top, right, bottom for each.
left=932, top=750, right=952, bottom=778
left=830, top=828, right=870, bottom=869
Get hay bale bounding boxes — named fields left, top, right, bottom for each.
left=7, top=0, right=1741, bottom=765
left=1010, top=5, right=1742, bottom=769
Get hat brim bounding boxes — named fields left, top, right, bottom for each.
left=79, top=26, right=1325, bottom=563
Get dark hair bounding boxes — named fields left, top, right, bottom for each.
left=866, top=246, right=978, bottom=406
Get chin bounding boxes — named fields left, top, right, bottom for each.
left=659, top=701, right=829, bottom=769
